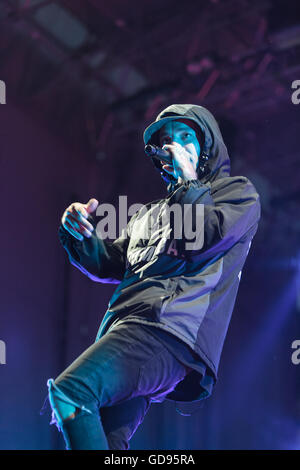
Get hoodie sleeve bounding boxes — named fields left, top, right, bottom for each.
left=169, top=176, right=261, bottom=259
left=58, top=221, right=129, bottom=284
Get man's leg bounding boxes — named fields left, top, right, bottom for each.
left=47, top=380, right=151, bottom=450
left=100, top=396, right=151, bottom=450
left=47, top=378, right=109, bottom=450
left=46, top=323, right=188, bottom=450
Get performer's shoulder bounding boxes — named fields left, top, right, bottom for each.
left=211, top=175, right=258, bottom=192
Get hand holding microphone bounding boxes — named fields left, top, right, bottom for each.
left=144, top=144, right=173, bottom=166
left=144, top=143, right=198, bottom=182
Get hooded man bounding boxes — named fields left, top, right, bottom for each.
left=45, top=104, right=261, bottom=450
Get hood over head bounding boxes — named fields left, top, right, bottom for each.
left=143, top=104, right=231, bottom=189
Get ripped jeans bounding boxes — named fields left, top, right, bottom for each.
left=46, top=322, right=190, bottom=450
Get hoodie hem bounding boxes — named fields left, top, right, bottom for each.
left=105, top=317, right=217, bottom=379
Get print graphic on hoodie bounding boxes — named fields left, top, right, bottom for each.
left=58, top=104, right=261, bottom=402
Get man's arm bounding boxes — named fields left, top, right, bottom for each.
left=58, top=198, right=129, bottom=283
left=168, top=176, right=261, bottom=260
left=58, top=224, right=128, bottom=283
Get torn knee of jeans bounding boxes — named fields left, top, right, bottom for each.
left=47, top=378, right=93, bottom=431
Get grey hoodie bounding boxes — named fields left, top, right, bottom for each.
left=58, top=104, right=261, bottom=402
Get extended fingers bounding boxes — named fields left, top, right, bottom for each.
left=62, top=203, right=95, bottom=239
left=64, top=220, right=84, bottom=241
left=66, top=213, right=93, bottom=238
left=69, top=206, right=94, bottom=232
left=70, top=204, right=88, bottom=220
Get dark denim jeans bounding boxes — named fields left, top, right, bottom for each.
left=47, top=322, right=190, bottom=450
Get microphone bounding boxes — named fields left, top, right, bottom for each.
left=144, top=144, right=173, bottom=166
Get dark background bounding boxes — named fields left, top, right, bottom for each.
left=0, top=0, right=299, bottom=449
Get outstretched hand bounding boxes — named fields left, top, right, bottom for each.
left=61, top=198, right=99, bottom=241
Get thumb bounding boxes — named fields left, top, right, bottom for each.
left=85, top=198, right=99, bottom=214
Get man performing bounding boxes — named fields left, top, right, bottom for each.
left=46, top=104, right=261, bottom=450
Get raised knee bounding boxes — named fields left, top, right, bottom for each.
left=47, top=378, right=93, bottom=427
left=63, top=408, right=80, bottom=422
left=47, top=378, right=84, bottom=427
